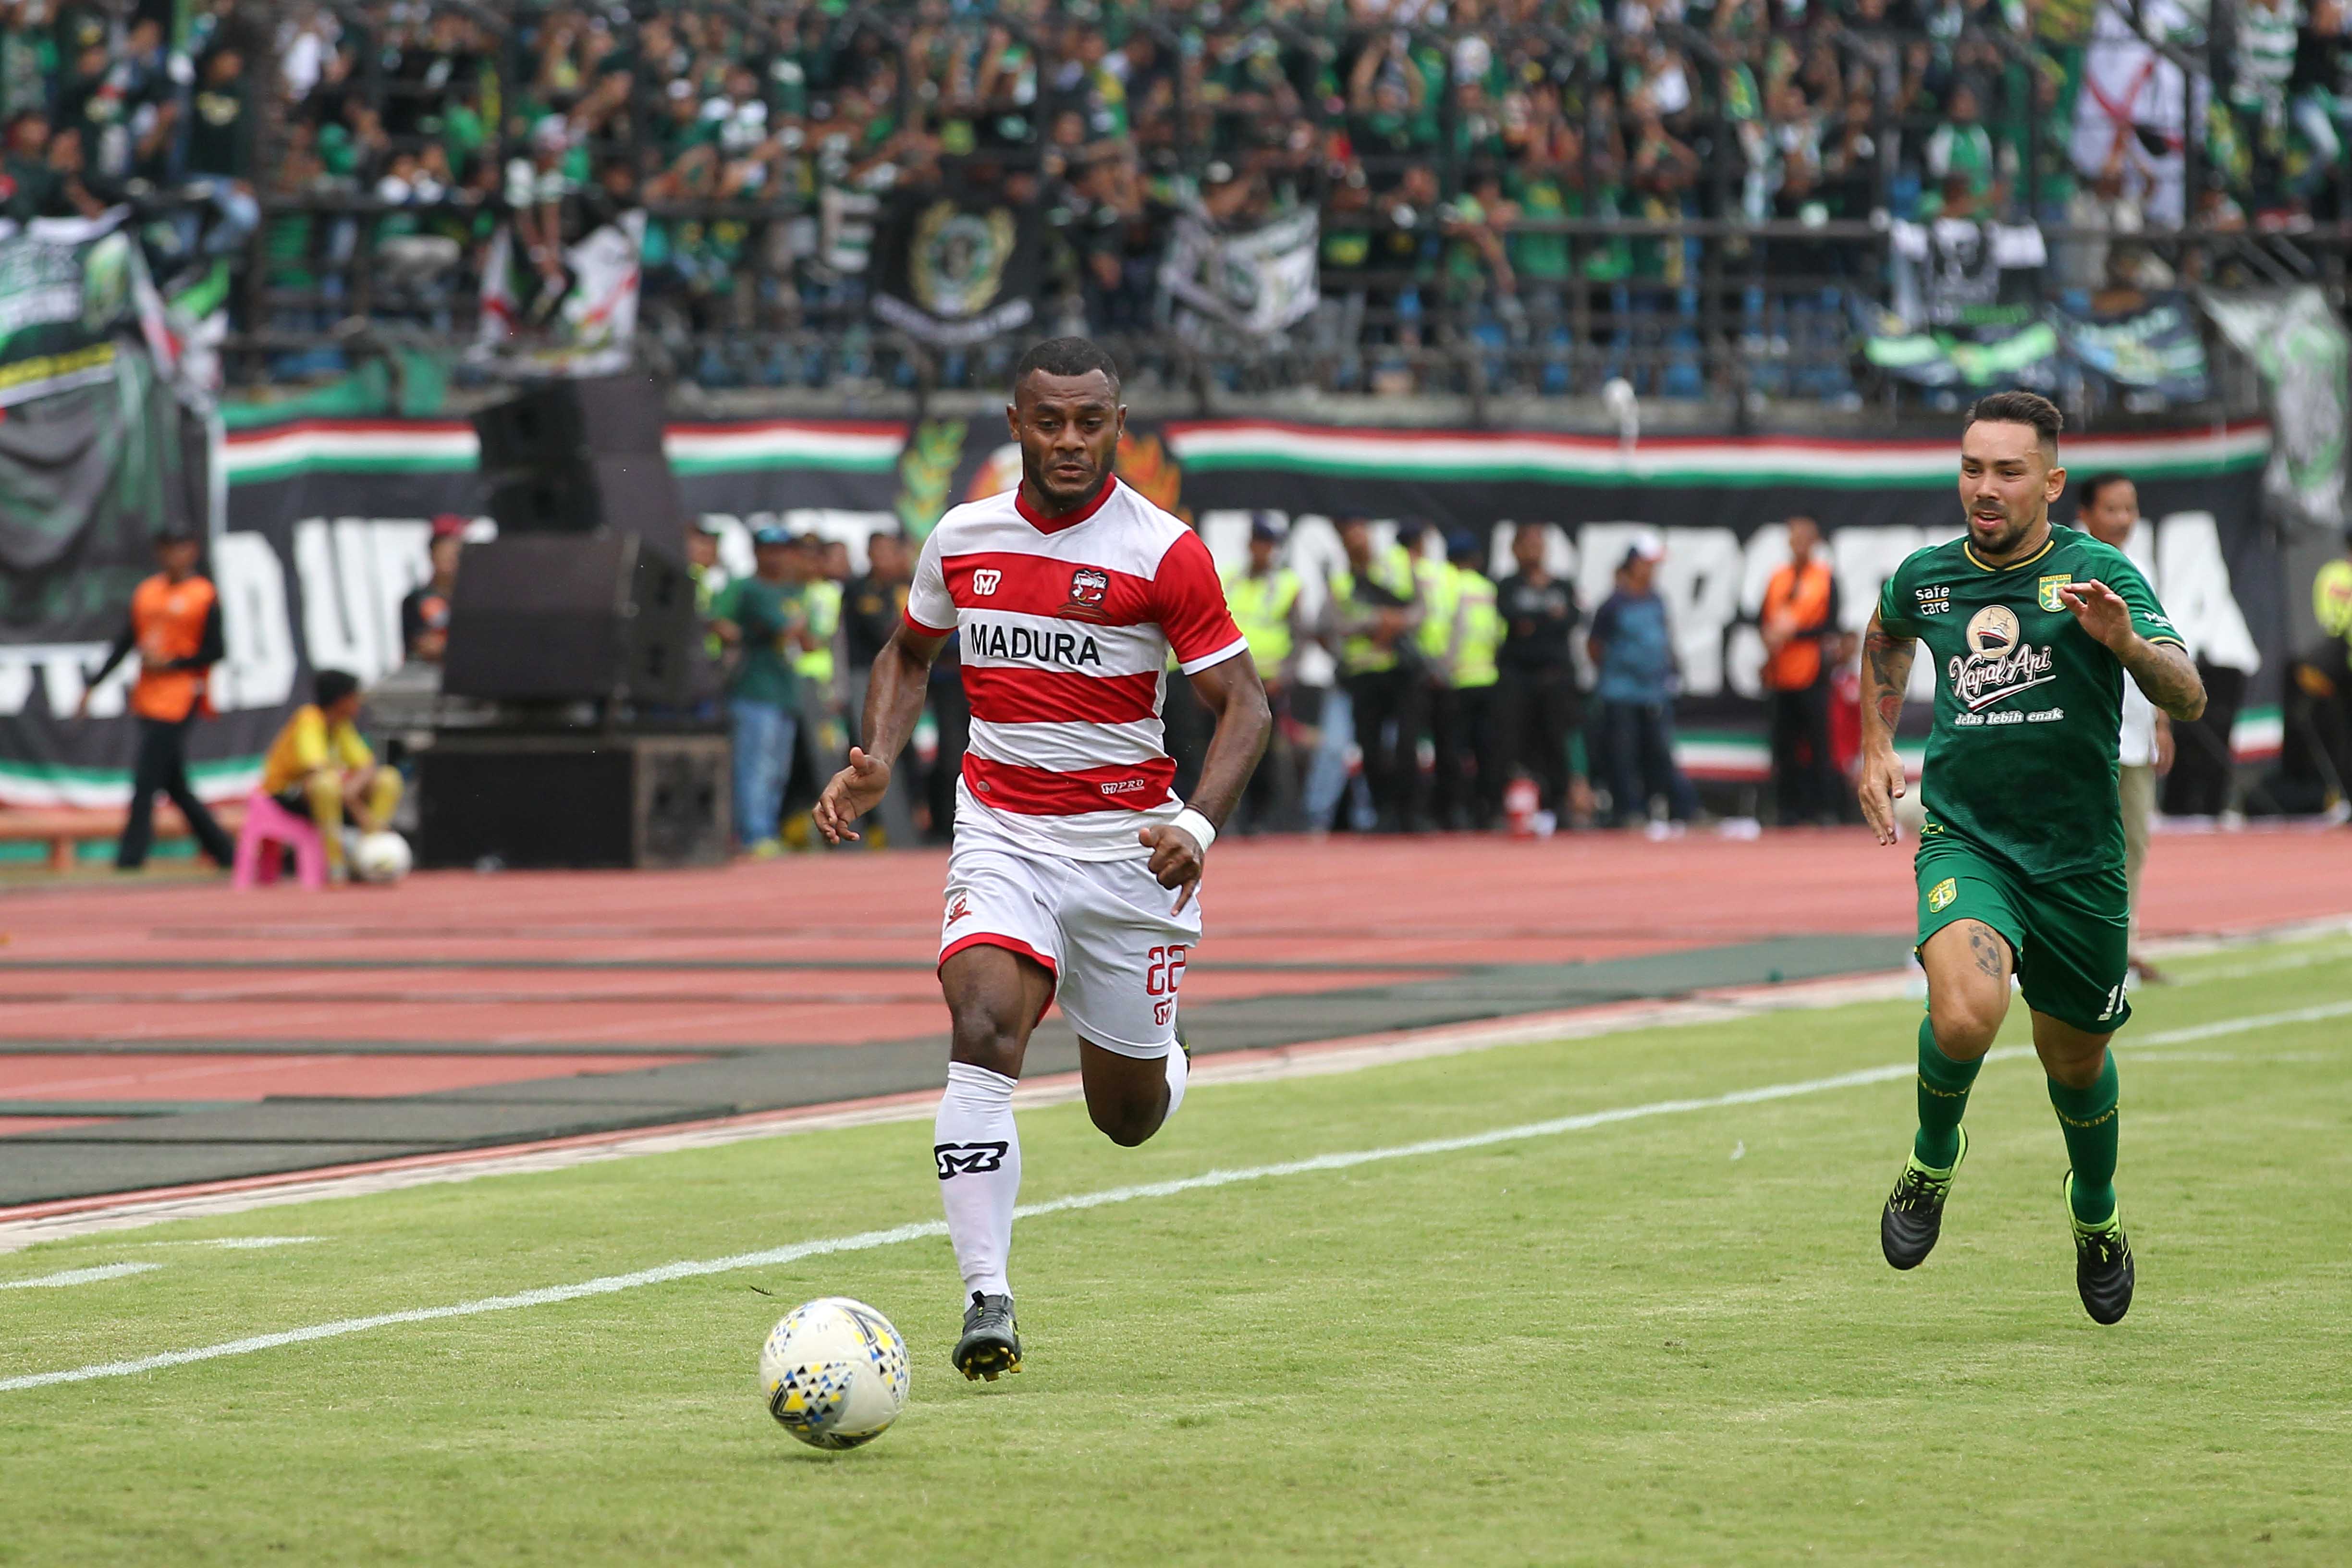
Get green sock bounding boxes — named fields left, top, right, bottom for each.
left=2049, top=1053, right=2121, bottom=1226
left=1913, top=1017, right=1982, bottom=1170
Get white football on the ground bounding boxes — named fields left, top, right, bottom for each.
left=352, top=832, right=413, bottom=883
left=759, top=1297, right=910, bottom=1449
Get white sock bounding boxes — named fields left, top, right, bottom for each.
left=934, top=1062, right=1020, bottom=1299
left=1162, top=1039, right=1189, bottom=1124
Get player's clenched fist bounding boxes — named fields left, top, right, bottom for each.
left=1139, top=821, right=1205, bottom=912
left=814, top=747, right=890, bottom=844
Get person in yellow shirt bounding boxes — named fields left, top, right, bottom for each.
left=259, top=670, right=403, bottom=880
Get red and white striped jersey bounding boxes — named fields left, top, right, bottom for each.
left=904, top=477, right=1248, bottom=860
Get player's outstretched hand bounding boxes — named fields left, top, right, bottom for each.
left=1857, top=747, right=1906, bottom=846
left=2057, top=579, right=2133, bottom=650
left=813, top=747, right=889, bottom=844
left=1139, top=822, right=1205, bottom=913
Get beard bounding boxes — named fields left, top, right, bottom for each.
left=1025, top=451, right=1109, bottom=511
left=1968, top=505, right=2042, bottom=558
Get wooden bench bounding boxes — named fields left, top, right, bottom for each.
left=0, top=801, right=249, bottom=873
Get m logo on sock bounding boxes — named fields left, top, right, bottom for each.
left=935, top=1141, right=1010, bottom=1179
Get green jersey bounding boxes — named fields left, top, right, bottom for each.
left=1876, top=525, right=2185, bottom=880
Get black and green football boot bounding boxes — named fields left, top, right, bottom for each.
left=2065, top=1172, right=2134, bottom=1325
left=1881, top=1126, right=1968, bottom=1270
left=953, top=1291, right=1021, bottom=1382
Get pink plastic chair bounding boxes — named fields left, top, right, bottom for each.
left=232, top=790, right=328, bottom=890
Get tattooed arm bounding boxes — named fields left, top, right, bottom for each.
left=2120, top=637, right=2206, bottom=723
left=1857, top=609, right=1917, bottom=847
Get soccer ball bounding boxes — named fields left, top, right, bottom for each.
left=758, top=1297, right=910, bottom=1449
left=351, top=832, right=412, bottom=884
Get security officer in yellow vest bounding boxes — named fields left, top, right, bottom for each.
left=1330, top=514, right=1424, bottom=832
left=1445, top=529, right=1507, bottom=828
left=2289, top=527, right=2352, bottom=813
left=784, top=533, right=845, bottom=847
left=1400, top=519, right=1460, bottom=832
left=1224, top=515, right=1308, bottom=831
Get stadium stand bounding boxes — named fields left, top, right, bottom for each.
left=3, top=0, right=2346, bottom=402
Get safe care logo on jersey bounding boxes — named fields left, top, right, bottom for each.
left=1947, top=604, right=2056, bottom=712
left=1914, top=583, right=1953, bottom=616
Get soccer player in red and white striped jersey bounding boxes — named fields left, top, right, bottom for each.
left=814, top=338, right=1271, bottom=1381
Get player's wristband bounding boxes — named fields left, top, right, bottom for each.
left=1168, top=808, right=1217, bottom=855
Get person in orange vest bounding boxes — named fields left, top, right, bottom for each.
left=1760, top=515, right=1853, bottom=826
left=76, top=528, right=238, bottom=870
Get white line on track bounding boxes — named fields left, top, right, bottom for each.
left=0, top=1262, right=159, bottom=1290
left=0, top=996, right=2338, bottom=1393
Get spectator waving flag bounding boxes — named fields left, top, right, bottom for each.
left=474, top=211, right=647, bottom=378
left=1159, top=210, right=1321, bottom=338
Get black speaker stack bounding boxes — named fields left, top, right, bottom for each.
left=416, top=731, right=730, bottom=870
left=426, top=377, right=727, bottom=870
left=445, top=376, right=693, bottom=706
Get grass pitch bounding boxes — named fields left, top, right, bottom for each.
left=2, top=937, right=2348, bottom=1566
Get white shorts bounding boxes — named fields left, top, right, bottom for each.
left=937, top=837, right=1202, bottom=1059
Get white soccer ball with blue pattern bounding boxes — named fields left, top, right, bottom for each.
left=758, top=1297, right=910, bottom=1449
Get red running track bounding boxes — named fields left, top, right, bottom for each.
left=0, top=824, right=2342, bottom=1127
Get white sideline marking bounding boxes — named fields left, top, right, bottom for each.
left=0, top=996, right=2339, bottom=1392
left=0, top=968, right=1925, bottom=1252
left=0, top=1262, right=159, bottom=1290
left=146, top=1237, right=321, bottom=1251
left=2171, top=944, right=2352, bottom=985
left=2127, top=999, right=2352, bottom=1048
left=0, top=1057, right=1952, bottom=1393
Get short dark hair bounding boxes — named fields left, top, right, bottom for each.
left=1012, top=336, right=1121, bottom=402
left=314, top=669, right=360, bottom=708
left=1966, top=390, right=2063, bottom=453
left=2076, top=471, right=2132, bottom=509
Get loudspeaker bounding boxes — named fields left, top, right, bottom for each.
left=442, top=532, right=696, bottom=705
left=417, top=731, right=730, bottom=869
left=471, top=376, right=667, bottom=471
left=484, top=453, right=684, bottom=547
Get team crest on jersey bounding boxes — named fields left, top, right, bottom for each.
left=1948, top=604, right=2056, bottom=712
left=1062, top=567, right=1112, bottom=620
left=1927, top=877, right=1958, bottom=913
left=971, top=570, right=1002, bottom=596
left=945, top=889, right=971, bottom=925
left=2037, top=575, right=2070, bottom=613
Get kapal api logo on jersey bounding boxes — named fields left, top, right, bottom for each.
left=1947, top=603, right=2056, bottom=712
left=1062, top=567, right=1112, bottom=621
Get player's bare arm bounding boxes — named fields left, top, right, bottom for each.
left=2053, top=579, right=2206, bottom=722
left=814, top=622, right=950, bottom=843
left=1140, top=650, right=1273, bottom=911
left=1856, top=608, right=1915, bottom=845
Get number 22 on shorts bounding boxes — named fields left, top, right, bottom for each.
left=1145, top=944, right=1188, bottom=1027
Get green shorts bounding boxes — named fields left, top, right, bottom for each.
left=1915, top=835, right=2132, bottom=1033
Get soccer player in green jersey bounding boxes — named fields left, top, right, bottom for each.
left=1856, top=391, right=2207, bottom=1325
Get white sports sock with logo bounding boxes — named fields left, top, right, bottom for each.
left=1162, top=1038, right=1189, bottom=1124
left=934, top=1061, right=1021, bottom=1299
